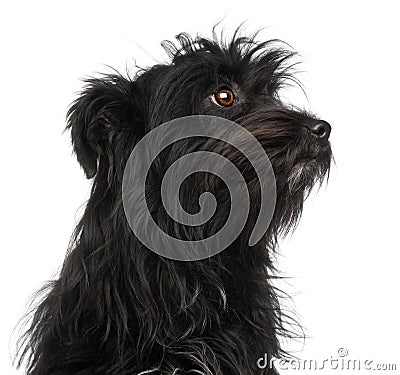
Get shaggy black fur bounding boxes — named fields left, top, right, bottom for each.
left=16, top=29, right=332, bottom=375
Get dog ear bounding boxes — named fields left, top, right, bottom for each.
left=66, top=74, right=141, bottom=178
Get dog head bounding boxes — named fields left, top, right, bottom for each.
left=67, top=31, right=332, bottom=253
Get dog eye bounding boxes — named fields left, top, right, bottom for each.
left=212, top=87, right=235, bottom=107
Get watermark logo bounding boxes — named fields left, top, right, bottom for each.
left=122, top=115, right=276, bottom=261
left=257, top=348, right=398, bottom=372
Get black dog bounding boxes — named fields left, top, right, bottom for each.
left=16, top=30, right=332, bottom=375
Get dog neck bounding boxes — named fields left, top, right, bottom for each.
left=55, top=172, right=285, bottom=373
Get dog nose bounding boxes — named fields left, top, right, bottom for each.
left=306, top=120, right=331, bottom=142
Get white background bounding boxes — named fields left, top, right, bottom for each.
left=1, top=1, right=399, bottom=374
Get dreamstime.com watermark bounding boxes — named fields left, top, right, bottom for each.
left=257, top=348, right=398, bottom=372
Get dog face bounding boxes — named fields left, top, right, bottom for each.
left=67, top=32, right=332, bottom=248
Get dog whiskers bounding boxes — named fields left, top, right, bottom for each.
left=288, top=162, right=306, bottom=194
